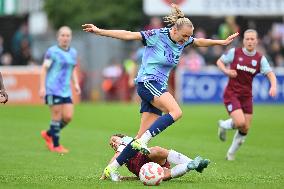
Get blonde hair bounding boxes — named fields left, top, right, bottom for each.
left=57, top=26, right=72, bottom=36
left=163, top=3, right=193, bottom=29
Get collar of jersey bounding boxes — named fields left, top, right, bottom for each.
left=167, top=28, right=177, bottom=44
left=242, top=47, right=256, bottom=57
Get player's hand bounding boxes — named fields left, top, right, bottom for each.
left=74, top=83, right=81, bottom=95
left=0, top=90, right=8, bottom=104
left=225, top=69, right=237, bottom=78
left=269, top=86, right=277, bottom=97
left=39, top=87, right=46, bottom=99
left=82, top=24, right=101, bottom=34
left=99, top=173, right=107, bottom=180
left=223, top=32, right=239, bottom=45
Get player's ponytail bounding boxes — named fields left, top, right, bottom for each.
left=164, top=3, right=194, bottom=30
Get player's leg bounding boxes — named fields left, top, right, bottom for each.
left=135, top=91, right=181, bottom=149
left=104, top=82, right=177, bottom=180
left=61, top=103, right=74, bottom=129
left=104, top=102, right=161, bottom=181
left=226, top=96, right=253, bottom=160
left=47, top=105, right=63, bottom=150
left=218, top=96, right=244, bottom=141
left=41, top=104, right=62, bottom=149
left=227, top=113, right=252, bottom=160
left=136, top=112, right=159, bottom=139
left=149, top=147, right=210, bottom=180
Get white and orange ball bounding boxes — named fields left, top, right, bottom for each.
left=139, top=162, right=164, bottom=186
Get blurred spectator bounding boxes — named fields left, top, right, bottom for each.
left=218, top=16, right=239, bottom=40
left=274, top=54, right=284, bottom=67
left=0, top=35, right=3, bottom=59
left=0, top=35, right=14, bottom=66
left=207, top=46, right=224, bottom=65
left=122, top=53, right=137, bottom=101
left=101, top=58, right=123, bottom=101
left=0, top=53, right=13, bottom=66
left=179, top=49, right=205, bottom=72
left=272, top=18, right=284, bottom=46
left=11, top=23, right=33, bottom=65
left=144, top=17, right=163, bottom=30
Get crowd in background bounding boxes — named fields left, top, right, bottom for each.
left=1, top=16, right=284, bottom=102
left=0, top=22, right=35, bottom=66
left=101, top=16, right=284, bottom=101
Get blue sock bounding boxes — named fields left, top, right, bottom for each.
left=48, top=120, right=61, bottom=147
left=116, top=140, right=138, bottom=166
left=148, top=113, right=174, bottom=137
left=60, top=120, right=68, bottom=130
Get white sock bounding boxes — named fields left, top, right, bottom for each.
left=228, top=130, right=246, bottom=155
left=170, top=163, right=189, bottom=178
left=109, top=160, right=120, bottom=169
left=167, top=150, right=192, bottom=164
left=220, top=118, right=234, bottom=129
left=139, top=130, right=152, bottom=144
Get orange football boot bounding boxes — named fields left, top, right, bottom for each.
left=52, top=145, right=69, bottom=153
left=41, top=130, right=53, bottom=150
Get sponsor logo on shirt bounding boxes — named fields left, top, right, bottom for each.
left=237, top=64, right=256, bottom=74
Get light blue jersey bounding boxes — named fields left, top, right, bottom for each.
left=220, top=48, right=272, bottom=74
left=44, top=45, right=77, bottom=97
left=135, top=28, right=194, bottom=86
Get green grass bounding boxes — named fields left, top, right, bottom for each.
left=0, top=103, right=283, bottom=189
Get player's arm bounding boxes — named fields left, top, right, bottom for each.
left=216, top=58, right=237, bottom=78
left=260, top=56, right=277, bottom=97
left=100, top=152, right=121, bottom=180
left=72, top=65, right=81, bottom=95
left=39, top=59, right=51, bottom=98
left=266, top=71, right=277, bottom=97
left=82, top=24, right=142, bottom=41
left=194, top=32, right=239, bottom=47
left=0, top=72, right=8, bottom=104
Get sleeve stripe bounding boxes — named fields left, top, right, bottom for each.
left=140, top=31, right=147, bottom=46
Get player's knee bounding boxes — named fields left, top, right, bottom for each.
left=171, top=108, right=182, bottom=121
left=63, top=115, right=72, bottom=123
left=151, top=146, right=168, bottom=158
left=234, top=119, right=245, bottom=128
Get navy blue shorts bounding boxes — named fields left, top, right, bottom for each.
left=137, top=81, right=167, bottom=116
left=45, top=95, right=73, bottom=105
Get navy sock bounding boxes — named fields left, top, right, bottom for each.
left=116, top=140, right=139, bottom=166
left=48, top=120, right=61, bottom=147
left=60, top=120, right=68, bottom=130
left=148, top=113, right=174, bottom=137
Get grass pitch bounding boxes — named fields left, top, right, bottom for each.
left=0, top=103, right=283, bottom=189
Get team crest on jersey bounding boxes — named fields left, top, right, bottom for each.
left=251, top=60, right=257, bottom=67
left=227, top=104, right=233, bottom=112
left=145, top=30, right=156, bottom=37
left=238, top=57, right=243, bottom=61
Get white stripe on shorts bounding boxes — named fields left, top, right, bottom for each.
left=144, top=81, right=162, bottom=97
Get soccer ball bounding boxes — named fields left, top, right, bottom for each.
left=139, top=162, right=164, bottom=186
